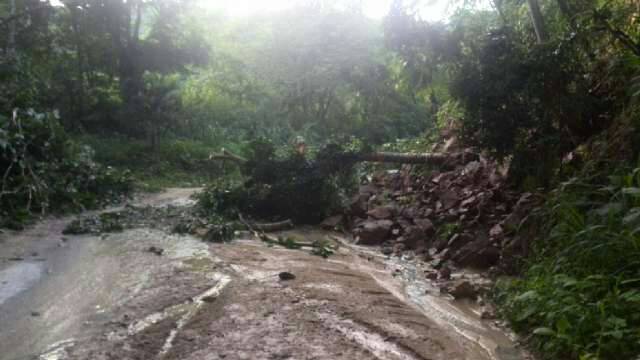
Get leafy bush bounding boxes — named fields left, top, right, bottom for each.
left=452, top=29, right=610, bottom=186
left=197, top=138, right=357, bottom=224
left=84, top=135, right=225, bottom=188
left=495, top=166, right=640, bottom=359
left=0, top=110, right=133, bottom=228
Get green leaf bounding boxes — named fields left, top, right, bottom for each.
left=533, top=327, right=556, bottom=336
left=556, top=317, right=570, bottom=335
left=622, top=187, right=640, bottom=196
left=623, top=208, right=640, bottom=225
left=515, top=290, right=538, bottom=302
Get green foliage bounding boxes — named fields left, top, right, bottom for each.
left=84, top=135, right=225, bottom=188
left=0, top=110, right=133, bottom=229
left=311, top=238, right=336, bottom=258
left=451, top=29, right=609, bottom=185
left=197, top=139, right=357, bottom=224
left=495, top=166, right=640, bottom=359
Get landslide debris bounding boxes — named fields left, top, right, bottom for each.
left=327, top=136, right=542, bottom=276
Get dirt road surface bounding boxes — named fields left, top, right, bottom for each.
left=0, top=189, right=529, bottom=360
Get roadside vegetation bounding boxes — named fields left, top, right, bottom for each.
left=2, top=0, right=640, bottom=358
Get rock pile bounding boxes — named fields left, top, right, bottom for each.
left=326, top=145, right=542, bottom=274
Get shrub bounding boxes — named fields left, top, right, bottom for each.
left=451, top=29, right=610, bottom=186
left=0, top=109, right=133, bottom=228
left=197, top=138, right=356, bottom=224
left=495, top=166, right=640, bottom=359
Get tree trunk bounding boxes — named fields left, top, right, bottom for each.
left=209, top=149, right=477, bottom=167
left=7, top=0, right=16, bottom=56
left=353, top=152, right=450, bottom=165
left=526, top=0, right=547, bottom=44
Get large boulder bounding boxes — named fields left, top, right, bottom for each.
left=349, top=194, right=369, bottom=218
left=400, top=225, right=426, bottom=249
left=438, top=189, right=460, bottom=210
left=452, top=239, right=500, bottom=269
left=366, top=205, right=397, bottom=220
left=414, top=218, right=435, bottom=236
left=355, top=220, right=393, bottom=245
left=448, top=280, right=478, bottom=300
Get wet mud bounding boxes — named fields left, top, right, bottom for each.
left=0, top=189, right=531, bottom=360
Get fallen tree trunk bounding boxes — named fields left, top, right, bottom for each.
left=210, top=148, right=475, bottom=166
left=352, top=152, right=449, bottom=165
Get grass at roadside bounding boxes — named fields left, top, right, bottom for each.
left=81, top=135, right=239, bottom=191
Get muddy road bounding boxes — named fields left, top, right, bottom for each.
left=0, top=189, right=529, bottom=360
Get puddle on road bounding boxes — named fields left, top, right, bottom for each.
left=0, top=262, right=44, bottom=306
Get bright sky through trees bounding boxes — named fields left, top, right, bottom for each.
left=47, top=0, right=455, bottom=22
left=199, top=0, right=453, bottom=21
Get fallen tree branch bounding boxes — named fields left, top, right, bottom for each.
left=238, top=213, right=278, bottom=243
left=209, top=148, right=248, bottom=163
left=253, top=219, right=294, bottom=232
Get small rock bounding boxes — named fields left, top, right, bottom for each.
left=366, top=205, right=397, bottom=220
left=489, top=224, right=504, bottom=238
left=425, top=272, right=438, bottom=280
left=321, top=215, right=344, bottom=230
left=481, top=305, right=497, bottom=319
left=201, top=295, right=217, bottom=303
left=278, top=272, right=296, bottom=281
left=438, top=266, right=452, bottom=280
left=147, top=246, right=164, bottom=256
left=31, top=311, right=41, bottom=317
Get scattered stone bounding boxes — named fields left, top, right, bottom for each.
left=201, top=295, right=217, bottom=303
left=449, top=280, right=478, bottom=300
left=278, top=272, right=296, bottom=281
left=481, top=305, right=497, bottom=319
left=31, top=311, right=41, bottom=317
left=425, top=272, right=438, bottom=280
left=147, top=246, right=164, bottom=256
left=438, top=266, right=452, bottom=280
